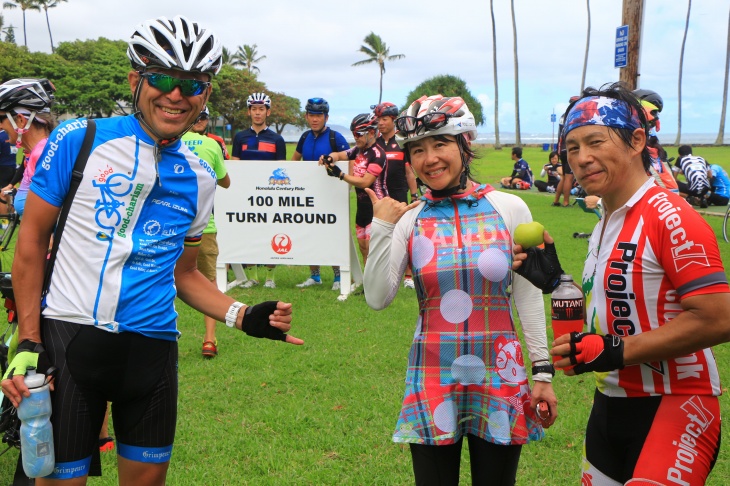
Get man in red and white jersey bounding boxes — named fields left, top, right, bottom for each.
left=513, top=82, right=730, bottom=486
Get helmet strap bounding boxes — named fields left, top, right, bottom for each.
left=5, top=111, right=36, bottom=148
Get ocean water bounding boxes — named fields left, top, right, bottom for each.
left=473, top=133, right=728, bottom=145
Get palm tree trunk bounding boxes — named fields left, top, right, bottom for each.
left=379, top=65, right=384, bottom=104
left=490, top=0, right=501, bottom=150
left=510, top=0, right=521, bottom=146
left=676, top=0, right=691, bottom=145
left=22, top=10, right=27, bottom=47
left=44, top=9, right=54, bottom=53
left=580, top=0, right=591, bottom=93
left=716, top=6, right=730, bottom=145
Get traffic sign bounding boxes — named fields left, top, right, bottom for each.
left=615, top=25, right=628, bottom=69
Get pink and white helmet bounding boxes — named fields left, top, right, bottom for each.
left=395, top=95, right=477, bottom=145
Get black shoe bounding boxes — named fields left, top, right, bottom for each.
left=700, top=198, right=708, bottom=208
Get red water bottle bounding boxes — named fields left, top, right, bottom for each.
left=550, top=274, right=584, bottom=364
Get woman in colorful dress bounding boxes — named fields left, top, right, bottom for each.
left=363, top=95, right=557, bottom=485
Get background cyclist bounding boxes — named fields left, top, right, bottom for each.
left=321, top=113, right=386, bottom=268
left=231, top=92, right=286, bottom=290
left=372, top=101, right=417, bottom=289
left=292, top=98, right=349, bottom=290
left=0, top=78, right=56, bottom=217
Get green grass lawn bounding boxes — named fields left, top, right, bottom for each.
left=1, top=144, right=729, bottom=484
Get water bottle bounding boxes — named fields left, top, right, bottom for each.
left=550, top=275, right=585, bottom=364
left=17, top=367, right=55, bottom=478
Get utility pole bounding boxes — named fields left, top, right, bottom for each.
left=619, top=0, right=644, bottom=89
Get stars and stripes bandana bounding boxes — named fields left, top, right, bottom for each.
left=563, top=96, right=643, bottom=138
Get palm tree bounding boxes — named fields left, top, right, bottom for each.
left=35, top=0, right=65, bottom=53
left=717, top=6, right=730, bottom=145
left=221, top=46, right=235, bottom=66
left=232, top=44, right=266, bottom=76
left=510, top=0, right=521, bottom=145
left=489, top=0, right=501, bottom=149
left=580, top=0, right=591, bottom=93
left=2, top=0, right=41, bottom=48
left=352, top=32, right=405, bottom=104
left=675, top=0, right=691, bottom=145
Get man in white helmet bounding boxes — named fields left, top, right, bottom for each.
left=231, top=92, right=286, bottom=289
left=1, top=15, right=301, bottom=485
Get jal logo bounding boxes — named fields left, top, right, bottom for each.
left=271, top=234, right=292, bottom=254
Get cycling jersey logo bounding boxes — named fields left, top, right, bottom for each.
left=162, top=223, right=177, bottom=236
left=268, top=168, right=291, bottom=186
left=271, top=233, right=292, bottom=254
left=92, top=167, right=142, bottom=238
left=144, top=220, right=161, bottom=236
left=174, top=164, right=184, bottom=174
left=671, top=242, right=709, bottom=272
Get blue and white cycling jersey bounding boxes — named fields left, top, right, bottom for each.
left=31, top=115, right=217, bottom=341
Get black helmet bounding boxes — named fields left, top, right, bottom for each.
left=633, top=88, right=663, bottom=113
left=350, top=113, right=377, bottom=133
left=305, top=97, right=329, bottom=114
left=0, top=78, right=55, bottom=113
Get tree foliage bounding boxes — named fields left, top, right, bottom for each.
left=231, top=44, right=266, bottom=76
left=0, top=38, right=302, bottom=132
left=268, top=92, right=306, bottom=134
left=53, top=38, right=132, bottom=117
left=403, top=75, right=485, bottom=126
left=209, top=65, right=265, bottom=133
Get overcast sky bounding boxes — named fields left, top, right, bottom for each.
left=2, top=0, right=727, bottom=140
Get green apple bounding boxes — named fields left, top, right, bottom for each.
left=513, top=221, right=545, bottom=248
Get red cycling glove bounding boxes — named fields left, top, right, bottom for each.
left=566, top=332, right=625, bottom=374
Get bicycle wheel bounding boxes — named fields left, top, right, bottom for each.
left=723, top=205, right=730, bottom=243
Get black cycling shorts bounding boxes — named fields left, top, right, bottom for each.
left=42, top=319, right=178, bottom=479
left=582, top=389, right=721, bottom=485
left=561, top=159, right=573, bottom=176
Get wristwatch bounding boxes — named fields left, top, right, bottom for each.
left=410, top=192, right=418, bottom=200
left=531, top=363, right=556, bottom=376
left=225, top=301, right=245, bottom=328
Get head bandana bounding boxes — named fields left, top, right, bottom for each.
left=563, top=96, right=643, bottom=139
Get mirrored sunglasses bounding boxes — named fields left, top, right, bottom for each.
left=142, top=72, right=210, bottom=97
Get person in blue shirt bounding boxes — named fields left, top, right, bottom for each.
left=708, top=164, right=730, bottom=206
left=1, top=16, right=301, bottom=484
left=292, top=98, right=349, bottom=290
left=501, top=147, right=533, bottom=190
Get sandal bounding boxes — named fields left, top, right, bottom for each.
left=202, top=340, right=218, bottom=358
left=99, top=436, right=115, bottom=452
left=551, top=202, right=561, bottom=207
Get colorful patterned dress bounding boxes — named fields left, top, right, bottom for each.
left=365, top=183, right=550, bottom=447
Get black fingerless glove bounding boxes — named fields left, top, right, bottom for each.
left=241, top=301, right=287, bottom=341
left=325, top=162, right=343, bottom=179
left=514, top=241, right=564, bottom=294
left=568, top=332, right=625, bottom=374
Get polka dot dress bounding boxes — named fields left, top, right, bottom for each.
left=393, top=184, right=543, bottom=446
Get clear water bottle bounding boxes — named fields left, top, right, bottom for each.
left=550, top=275, right=585, bottom=359
left=17, top=367, right=55, bottom=478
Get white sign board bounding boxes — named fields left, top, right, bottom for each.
left=214, top=160, right=361, bottom=298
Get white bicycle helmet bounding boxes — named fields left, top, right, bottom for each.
left=0, top=78, right=55, bottom=114
left=247, top=92, right=271, bottom=108
left=396, top=95, right=477, bottom=145
left=127, top=15, right=223, bottom=75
